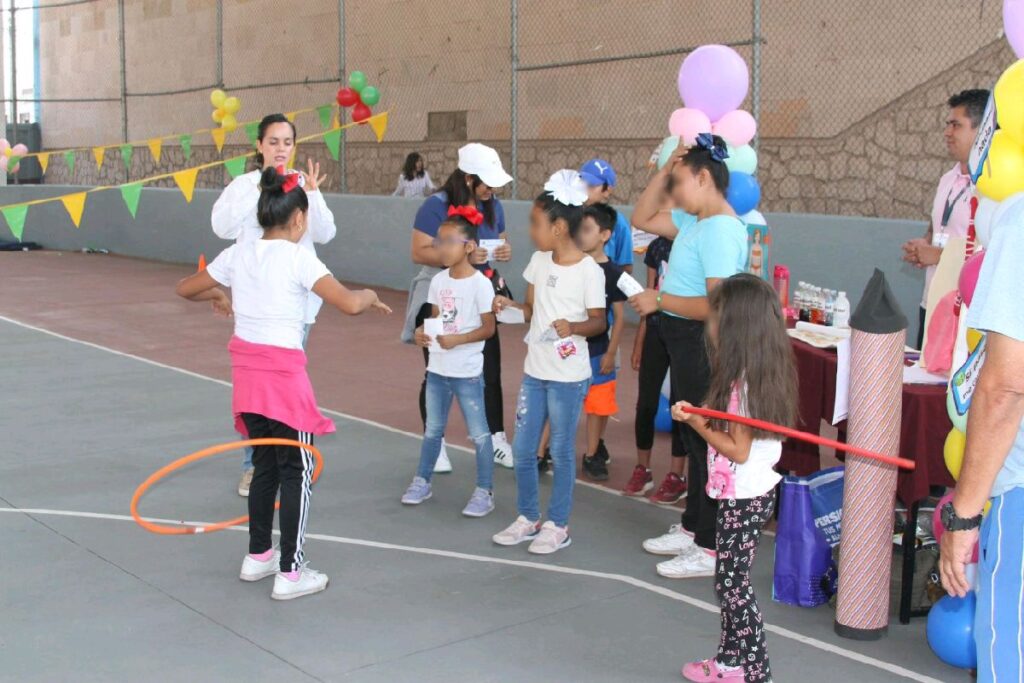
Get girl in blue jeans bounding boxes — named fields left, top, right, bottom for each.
left=492, top=170, right=607, bottom=554
left=403, top=206, right=498, bottom=517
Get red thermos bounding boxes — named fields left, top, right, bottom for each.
left=773, top=265, right=790, bottom=309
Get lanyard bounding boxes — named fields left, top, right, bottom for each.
left=940, top=182, right=969, bottom=229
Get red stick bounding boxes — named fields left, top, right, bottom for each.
left=680, top=405, right=916, bottom=471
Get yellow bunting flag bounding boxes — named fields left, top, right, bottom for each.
left=368, top=112, right=389, bottom=143
left=286, top=112, right=297, bottom=123
left=37, top=152, right=49, bottom=174
left=147, top=138, right=163, bottom=163
left=92, top=147, right=105, bottom=169
left=173, top=168, right=200, bottom=203
left=60, top=192, right=87, bottom=228
left=210, top=127, right=226, bottom=152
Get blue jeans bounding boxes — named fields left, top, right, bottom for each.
left=243, top=323, right=313, bottom=470
left=512, top=373, right=588, bottom=527
left=417, top=372, right=494, bottom=490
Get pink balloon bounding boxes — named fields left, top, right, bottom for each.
left=713, top=110, right=757, bottom=147
left=677, top=45, right=749, bottom=122
left=958, top=251, right=986, bottom=308
left=932, top=492, right=955, bottom=545
left=12, top=143, right=27, bottom=156
left=668, top=108, right=712, bottom=145
left=1007, top=0, right=1024, bottom=58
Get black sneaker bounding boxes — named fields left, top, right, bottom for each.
left=595, top=439, right=611, bottom=464
left=538, top=449, right=552, bottom=474
left=582, top=454, right=609, bottom=481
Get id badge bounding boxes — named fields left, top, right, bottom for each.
left=554, top=337, right=578, bottom=360
left=933, top=233, right=950, bottom=249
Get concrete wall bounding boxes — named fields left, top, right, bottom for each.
left=2, top=186, right=928, bottom=339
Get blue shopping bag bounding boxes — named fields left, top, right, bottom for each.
left=773, top=474, right=836, bottom=608
left=808, top=466, right=844, bottom=548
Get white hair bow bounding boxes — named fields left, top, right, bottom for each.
left=543, top=169, right=589, bottom=207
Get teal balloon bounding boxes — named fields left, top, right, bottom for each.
left=657, top=135, right=680, bottom=170
left=947, top=391, right=968, bottom=433
left=359, top=85, right=381, bottom=106
left=348, top=71, right=367, bottom=92
left=725, top=144, right=758, bottom=174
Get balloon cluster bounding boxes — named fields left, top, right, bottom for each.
left=0, top=139, right=28, bottom=174
left=656, top=45, right=761, bottom=216
left=210, top=89, right=242, bottom=133
left=977, top=60, right=1024, bottom=201
left=336, top=71, right=381, bottom=124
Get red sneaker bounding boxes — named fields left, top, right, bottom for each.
left=622, top=465, right=654, bottom=497
left=649, top=473, right=687, bottom=506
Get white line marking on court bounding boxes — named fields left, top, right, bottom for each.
left=0, top=505, right=939, bottom=683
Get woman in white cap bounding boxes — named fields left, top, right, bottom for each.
left=402, top=143, right=515, bottom=473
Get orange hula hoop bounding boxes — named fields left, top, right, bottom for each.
left=130, top=438, right=323, bottom=535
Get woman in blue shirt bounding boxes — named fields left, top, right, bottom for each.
left=401, top=143, right=515, bottom=472
left=629, top=135, right=748, bottom=580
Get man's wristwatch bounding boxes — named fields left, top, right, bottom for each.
left=941, top=502, right=983, bottom=532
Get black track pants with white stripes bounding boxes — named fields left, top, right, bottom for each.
left=241, top=413, right=315, bottom=573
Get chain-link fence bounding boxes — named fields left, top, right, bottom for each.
left=2, top=0, right=1016, bottom=218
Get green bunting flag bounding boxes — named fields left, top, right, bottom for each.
left=323, top=128, right=341, bottom=161
left=317, top=105, right=333, bottom=131
left=224, top=155, right=247, bottom=179
left=179, top=134, right=192, bottom=161
left=120, top=182, right=143, bottom=219
left=63, top=150, right=76, bottom=176
left=245, top=122, right=259, bottom=148
left=119, top=144, right=133, bottom=170
left=2, top=204, right=28, bottom=241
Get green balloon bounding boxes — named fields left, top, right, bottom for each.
left=360, top=86, right=381, bottom=106
left=348, top=71, right=367, bottom=92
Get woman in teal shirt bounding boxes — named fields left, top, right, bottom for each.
left=629, top=135, right=748, bottom=580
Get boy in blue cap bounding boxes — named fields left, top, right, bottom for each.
left=579, top=158, right=634, bottom=274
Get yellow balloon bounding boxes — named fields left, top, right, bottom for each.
left=212, top=107, right=226, bottom=123
left=983, top=500, right=992, bottom=516
left=995, top=60, right=1024, bottom=146
left=944, top=428, right=967, bottom=481
left=221, top=114, right=238, bottom=133
left=2, top=148, right=10, bottom=158
left=967, top=328, right=983, bottom=352
left=210, top=89, right=227, bottom=108
left=977, top=130, right=1024, bottom=201
left=223, top=96, right=241, bottom=115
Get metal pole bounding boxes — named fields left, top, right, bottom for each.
left=337, top=0, right=346, bottom=194
left=0, top=4, right=6, bottom=187
left=751, top=0, right=762, bottom=153
left=510, top=0, right=518, bottom=199
left=215, top=0, right=223, bottom=87
left=9, top=0, right=17, bottom=184
left=117, top=0, right=127, bottom=152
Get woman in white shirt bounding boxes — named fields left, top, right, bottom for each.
left=211, top=113, right=338, bottom=495
left=392, top=152, right=436, bottom=198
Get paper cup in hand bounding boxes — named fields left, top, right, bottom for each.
left=617, top=272, right=646, bottom=298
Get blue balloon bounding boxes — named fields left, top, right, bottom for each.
left=655, top=395, right=674, bottom=433
left=926, top=593, right=978, bottom=670
left=727, top=171, right=761, bottom=215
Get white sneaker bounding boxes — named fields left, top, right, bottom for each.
left=271, top=564, right=329, bottom=600
left=492, top=515, right=542, bottom=546
left=239, top=549, right=280, bottom=582
left=434, top=440, right=452, bottom=473
left=656, top=546, right=717, bottom=579
left=528, top=521, right=572, bottom=555
left=642, top=523, right=696, bottom=556
left=492, top=432, right=514, bottom=469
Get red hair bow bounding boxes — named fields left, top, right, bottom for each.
left=448, top=205, right=484, bottom=226
left=276, top=165, right=303, bottom=194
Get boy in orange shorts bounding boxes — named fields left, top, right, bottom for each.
left=577, top=204, right=627, bottom=480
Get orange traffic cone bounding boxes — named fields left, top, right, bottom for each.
left=197, top=254, right=206, bottom=271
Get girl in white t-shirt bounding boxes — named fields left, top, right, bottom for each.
left=673, top=273, right=797, bottom=683
left=402, top=206, right=497, bottom=517
left=177, top=167, right=390, bottom=602
left=491, top=170, right=607, bottom=555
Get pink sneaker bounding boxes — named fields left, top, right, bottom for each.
left=681, top=659, right=743, bottom=682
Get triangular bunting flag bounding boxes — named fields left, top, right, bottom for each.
left=323, top=128, right=341, bottom=161
left=317, top=105, right=333, bottom=131
left=285, top=112, right=297, bottom=123
left=92, top=146, right=105, bottom=169
left=119, top=144, right=133, bottom=170
left=244, top=122, right=259, bottom=147
left=63, top=150, right=76, bottom=175
left=197, top=254, right=207, bottom=271
left=120, top=182, right=143, bottom=218
left=368, top=112, right=388, bottom=143
left=179, top=134, right=193, bottom=160
left=60, top=192, right=87, bottom=228
left=210, top=127, right=226, bottom=153
left=224, top=155, right=247, bottom=179
left=147, top=138, right=162, bottom=163
left=37, top=152, right=49, bottom=174
left=173, top=168, right=200, bottom=203
left=2, top=204, right=28, bottom=241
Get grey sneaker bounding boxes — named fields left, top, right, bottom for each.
left=462, top=487, right=495, bottom=518
left=401, top=476, right=432, bottom=505
left=238, top=468, right=254, bottom=497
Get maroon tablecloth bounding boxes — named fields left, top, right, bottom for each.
left=781, top=339, right=955, bottom=505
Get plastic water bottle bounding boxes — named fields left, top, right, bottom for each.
left=824, top=290, right=836, bottom=327
left=797, top=282, right=809, bottom=322
left=834, top=291, right=851, bottom=329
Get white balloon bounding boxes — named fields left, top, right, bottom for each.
left=741, top=209, right=766, bottom=226
left=661, top=372, right=671, bottom=399
left=973, top=196, right=999, bottom=249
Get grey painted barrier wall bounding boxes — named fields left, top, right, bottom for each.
left=1, top=185, right=928, bottom=339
